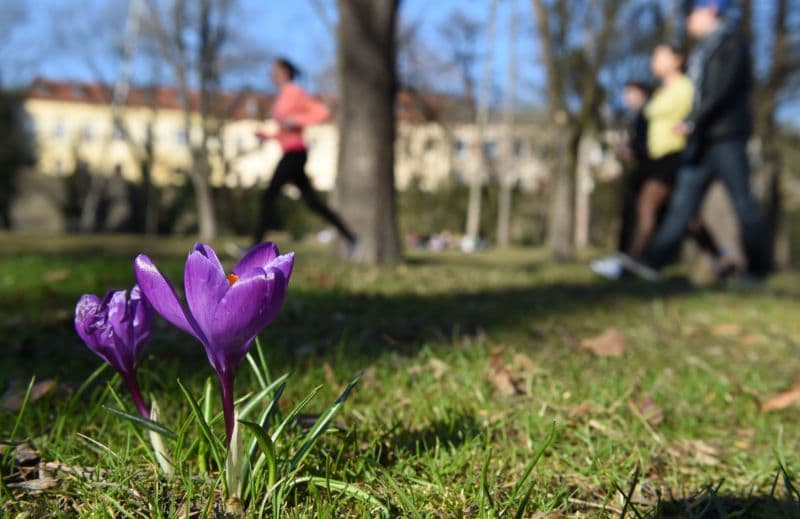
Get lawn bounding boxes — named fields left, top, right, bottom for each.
left=1, top=233, right=799, bottom=517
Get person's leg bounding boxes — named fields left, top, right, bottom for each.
left=252, top=154, right=294, bottom=245
left=290, top=153, right=356, bottom=243
left=629, top=179, right=671, bottom=257
left=641, top=160, right=714, bottom=270
left=618, top=168, right=644, bottom=253
left=709, top=139, right=772, bottom=276
left=687, top=219, right=720, bottom=257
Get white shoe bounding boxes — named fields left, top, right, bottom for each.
left=591, top=255, right=624, bottom=281
left=619, top=254, right=660, bottom=282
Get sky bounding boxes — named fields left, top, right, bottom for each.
left=0, top=0, right=545, bottom=104
left=2, top=0, right=797, bottom=125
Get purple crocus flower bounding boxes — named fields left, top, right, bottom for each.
left=75, top=285, right=154, bottom=418
left=134, top=242, right=294, bottom=444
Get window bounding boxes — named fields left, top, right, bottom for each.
left=53, top=119, right=66, bottom=138
left=112, top=120, right=125, bottom=140
left=424, top=138, right=436, bottom=152
left=245, top=98, right=259, bottom=116
left=482, top=139, right=497, bottom=159
left=453, top=138, right=466, bottom=155
left=82, top=123, right=93, bottom=140
left=513, top=139, right=524, bottom=157
left=176, top=129, right=188, bottom=145
left=54, top=160, right=64, bottom=176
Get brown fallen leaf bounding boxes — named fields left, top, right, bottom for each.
left=511, top=351, right=535, bottom=372
left=428, top=357, right=451, bottom=379
left=322, top=361, right=338, bottom=389
left=7, top=477, right=58, bottom=491
left=711, top=323, right=741, bottom=337
left=670, top=440, right=720, bottom=466
left=488, top=349, right=525, bottom=397
left=580, top=329, right=626, bottom=358
left=761, top=384, right=800, bottom=413
left=43, top=268, right=71, bottom=283
left=631, top=396, right=664, bottom=426
left=568, top=403, right=593, bottom=418
left=2, top=379, right=58, bottom=412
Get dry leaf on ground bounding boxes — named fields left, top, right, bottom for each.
left=2, top=379, right=58, bottom=412
left=488, top=349, right=526, bottom=396
left=580, top=329, right=625, bottom=358
left=427, top=357, right=450, bottom=379
left=711, top=323, right=742, bottom=337
left=43, top=268, right=71, bottom=283
left=631, top=396, right=664, bottom=426
left=669, top=440, right=720, bottom=466
left=761, top=383, right=800, bottom=413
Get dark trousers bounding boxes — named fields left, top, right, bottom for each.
left=617, top=168, right=645, bottom=253
left=642, top=138, right=771, bottom=276
left=252, top=150, right=355, bottom=245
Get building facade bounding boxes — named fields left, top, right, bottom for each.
left=22, top=78, right=551, bottom=193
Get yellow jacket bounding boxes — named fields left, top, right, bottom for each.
left=644, top=75, right=694, bottom=159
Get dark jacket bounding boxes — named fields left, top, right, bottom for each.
left=686, top=28, right=752, bottom=147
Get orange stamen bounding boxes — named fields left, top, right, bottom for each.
left=227, top=273, right=239, bottom=286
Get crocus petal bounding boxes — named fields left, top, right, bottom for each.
left=210, top=268, right=288, bottom=369
left=192, top=242, right=225, bottom=273
left=267, top=252, right=295, bottom=282
left=106, top=290, right=132, bottom=349
left=75, top=294, right=102, bottom=351
left=184, top=248, right=230, bottom=340
left=130, top=285, right=153, bottom=348
left=134, top=254, right=204, bottom=342
left=231, top=242, right=279, bottom=276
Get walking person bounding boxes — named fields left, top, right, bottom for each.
left=623, top=0, right=771, bottom=281
left=252, top=58, right=356, bottom=247
left=627, top=43, right=731, bottom=273
left=591, top=81, right=652, bottom=279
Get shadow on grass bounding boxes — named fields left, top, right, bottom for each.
left=373, top=411, right=483, bottom=466
left=0, top=273, right=739, bottom=385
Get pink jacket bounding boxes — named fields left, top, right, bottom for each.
left=269, top=83, right=331, bottom=152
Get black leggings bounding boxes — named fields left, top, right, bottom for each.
left=252, top=150, right=355, bottom=245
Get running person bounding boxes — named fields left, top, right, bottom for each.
left=252, top=58, right=356, bottom=247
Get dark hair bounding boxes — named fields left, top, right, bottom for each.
left=274, top=57, right=300, bottom=80
left=656, top=41, right=688, bottom=72
left=624, top=80, right=653, bottom=96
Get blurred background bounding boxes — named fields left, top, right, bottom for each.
left=0, top=0, right=798, bottom=267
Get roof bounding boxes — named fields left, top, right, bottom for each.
left=25, top=78, right=274, bottom=121
left=24, top=77, right=478, bottom=124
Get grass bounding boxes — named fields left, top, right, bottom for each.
left=1, top=232, right=800, bottom=517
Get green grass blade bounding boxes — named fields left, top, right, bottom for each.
left=238, top=373, right=290, bottom=421
left=239, top=420, right=278, bottom=489
left=512, top=423, right=557, bottom=519
left=255, top=337, right=272, bottom=387
left=289, top=377, right=359, bottom=473
left=176, top=378, right=225, bottom=476
left=10, top=376, right=35, bottom=440
left=480, top=448, right=495, bottom=518
left=290, top=476, right=388, bottom=516
left=271, top=384, right=324, bottom=442
left=246, top=351, right=268, bottom=390
left=104, top=406, right=178, bottom=440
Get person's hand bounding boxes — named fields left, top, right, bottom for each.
left=278, top=117, right=300, bottom=130
left=674, top=121, right=694, bottom=137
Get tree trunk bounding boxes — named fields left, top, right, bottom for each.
left=548, top=115, right=578, bottom=261
left=465, top=0, right=499, bottom=245
left=497, top=0, right=518, bottom=248
left=336, top=0, right=401, bottom=265
left=191, top=160, right=217, bottom=242
left=573, top=135, right=594, bottom=250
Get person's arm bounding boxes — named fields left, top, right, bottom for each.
left=685, top=36, right=748, bottom=132
left=288, top=87, right=331, bottom=126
